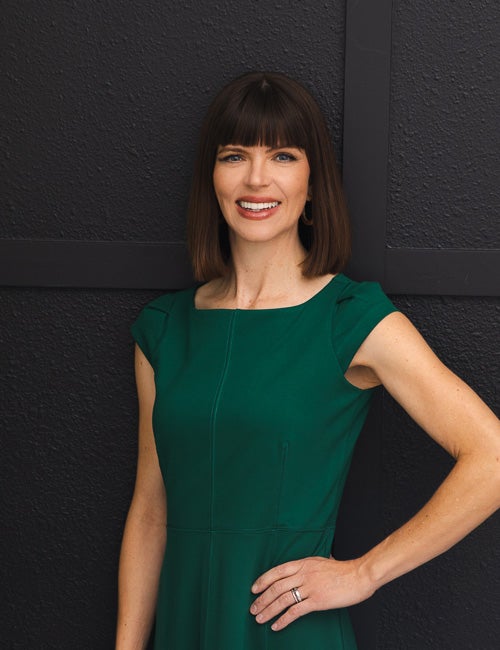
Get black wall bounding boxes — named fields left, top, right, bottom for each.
left=1, top=1, right=498, bottom=649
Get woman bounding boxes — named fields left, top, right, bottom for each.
left=116, top=72, right=500, bottom=649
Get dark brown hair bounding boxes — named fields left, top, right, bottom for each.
left=187, top=71, right=351, bottom=280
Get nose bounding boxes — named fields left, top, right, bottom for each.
left=245, top=156, right=270, bottom=187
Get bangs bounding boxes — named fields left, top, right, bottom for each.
left=214, top=80, right=310, bottom=150
left=188, top=71, right=351, bottom=281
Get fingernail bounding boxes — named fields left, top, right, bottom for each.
left=256, top=614, right=263, bottom=623
left=271, top=623, right=278, bottom=631
left=250, top=605, right=256, bottom=614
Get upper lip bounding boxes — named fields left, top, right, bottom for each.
left=236, top=196, right=281, bottom=203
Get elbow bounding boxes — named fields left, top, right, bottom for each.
left=493, top=456, right=500, bottom=509
left=128, top=492, right=167, bottom=529
left=457, top=445, right=500, bottom=512
left=482, top=449, right=500, bottom=512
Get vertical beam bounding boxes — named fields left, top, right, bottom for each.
left=343, top=0, right=393, bottom=283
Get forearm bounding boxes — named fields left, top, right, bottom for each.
left=359, top=452, right=500, bottom=591
left=116, top=504, right=167, bottom=650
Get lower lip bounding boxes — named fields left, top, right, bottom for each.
left=235, top=203, right=280, bottom=220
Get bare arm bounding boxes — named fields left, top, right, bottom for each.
left=352, top=312, right=500, bottom=587
left=250, top=312, right=500, bottom=630
left=116, top=344, right=167, bottom=650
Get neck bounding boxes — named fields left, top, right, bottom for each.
left=220, top=233, right=308, bottom=308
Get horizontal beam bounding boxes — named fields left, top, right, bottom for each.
left=0, top=240, right=193, bottom=290
left=384, top=248, right=500, bottom=296
left=0, top=240, right=498, bottom=295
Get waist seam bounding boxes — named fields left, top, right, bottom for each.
left=167, top=524, right=335, bottom=534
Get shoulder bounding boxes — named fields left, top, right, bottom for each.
left=329, top=275, right=400, bottom=373
left=335, top=274, right=393, bottom=306
left=193, top=278, right=229, bottom=310
left=135, top=285, right=197, bottom=316
left=130, top=288, right=193, bottom=367
left=333, top=274, right=398, bottom=325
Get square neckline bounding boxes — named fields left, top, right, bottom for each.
left=192, top=273, right=343, bottom=313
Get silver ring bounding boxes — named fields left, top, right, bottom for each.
left=290, top=587, right=302, bottom=603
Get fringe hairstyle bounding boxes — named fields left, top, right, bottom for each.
left=187, top=71, right=351, bottom=281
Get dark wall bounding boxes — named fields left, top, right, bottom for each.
left=0, top=0, right=344, bottom=243
left=1, top=2, right=498, bottom=649
left=387, top=1, right=499, bottom=249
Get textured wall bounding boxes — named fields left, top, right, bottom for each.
left=1, top=1, right=499, bottom=649
left=0, top=0, right=345, bottom=243
left=387, top=1, right=500, bottom=249
left=1, top=288, right=152, bottom=649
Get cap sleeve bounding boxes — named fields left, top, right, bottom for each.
left=333, top=279, right=399, bottom=373
left=130, top=293, right=174, bottom=369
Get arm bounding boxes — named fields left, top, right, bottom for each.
left=250, top=312, right=500, bottom=631
left=350, top=312, right=500, bottom=587
left=116, top=344, right=167, bottom=650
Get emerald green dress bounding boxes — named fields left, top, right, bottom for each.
left=130, top=273, right=397, bottom=649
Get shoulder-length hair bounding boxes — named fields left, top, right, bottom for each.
left=187, top=71, right=351, bottom=281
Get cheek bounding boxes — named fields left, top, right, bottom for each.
left=212, top=172, right=232, bottom=203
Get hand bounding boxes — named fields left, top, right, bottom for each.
left=249, top=555, right=375, bottom=631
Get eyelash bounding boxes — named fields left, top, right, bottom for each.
left=219, top=154, right=243, bottom=162
left=218, top=152, right=298, bottom=163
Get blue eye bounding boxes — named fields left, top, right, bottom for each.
left=219, top=154, right=242, bottom=162
left=275, top=152, right=296, bottom=162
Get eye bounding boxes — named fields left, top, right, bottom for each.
left=274, top=152, right=297, bottom=162
left=218, top=153, right=243, bottom=162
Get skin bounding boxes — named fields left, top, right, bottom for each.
left=116, top=143, right=500, bottom=646
left=116, top=347, right=166, bottom=650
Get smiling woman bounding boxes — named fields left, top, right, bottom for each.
left=187, top=71, right=351, bottom=282
left=212, top=144, right=311, bottom=245
left=116, top=72, right=500, bottom=650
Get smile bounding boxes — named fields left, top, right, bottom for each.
left=237, top=200, right=280, bottom=211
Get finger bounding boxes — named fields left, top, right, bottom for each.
left=251, top=560, right=301, bottom=594
left=270, top=600, right=312, bottom=632
left=254, top=585, right=308, bottom=624
left=251, top=576, right=303, bottom=615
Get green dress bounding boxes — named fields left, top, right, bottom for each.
left=130, top=273, right=398, bottom=649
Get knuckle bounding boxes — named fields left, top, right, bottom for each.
left=278, top=592, right=291, bottom=607
left=252, top=597, right=262, bottom=611
left=276, top=564, right=286, bottom=577
left=279, top=561, right=293, bottom=576
left=269, top=583, right=280, bottom=598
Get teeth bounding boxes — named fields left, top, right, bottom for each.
left=238, top=200, right=279, bottom=211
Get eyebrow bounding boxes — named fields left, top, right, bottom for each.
left=217, top=145, right=300, bottom=153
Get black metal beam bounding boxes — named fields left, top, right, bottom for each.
left=1, top=241, right=498, bottom=295
left=385, top=248, right=500, bottom=296
left=0, top=240, right=193, bottom=290
left=343, top=0, right=393, bottom=283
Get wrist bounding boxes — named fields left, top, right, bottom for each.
left=355, top=550, right=387, bottom=595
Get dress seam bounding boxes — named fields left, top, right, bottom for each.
left=167, top=525, right=336, bottom=534
left=202, top=310, right=237, bottom=650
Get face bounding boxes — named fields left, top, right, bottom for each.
left=212, top=144, right=311, bottom=246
